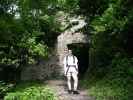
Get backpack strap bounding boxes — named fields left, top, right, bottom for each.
left=73, top=55, right=75, bottom=63
left=66, top=55, right=68, bottom=66
left=73, top=56, right=78, bottom=72
left=66, top=65, right=70, bottom=75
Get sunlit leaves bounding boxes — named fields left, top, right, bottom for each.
left=91, top=0, right=129, bottom=35
left=4, top=82, right=57, bottom=100
left=56, top=0, right=79, bottom=11
left=88, top=1, right=133, bottom=99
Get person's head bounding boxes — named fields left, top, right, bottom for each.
left=68, top=49, right=72, bottom=56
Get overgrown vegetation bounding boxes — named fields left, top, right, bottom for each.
left=4, top=82, right=57, bottom=100
left=0, top=0, right=133, bottom=100
left=0, top=81, right=14, bottom=98
left=80, top=0, right=133, bottom=100
left=0, top=0, right=81, bottom=99
left=81, top=55, right=133, bottom=100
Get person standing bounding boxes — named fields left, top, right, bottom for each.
left=63, top=49, right=79, bottom=94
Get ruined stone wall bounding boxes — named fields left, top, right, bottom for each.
left=21, top=15, right=89, bottom=81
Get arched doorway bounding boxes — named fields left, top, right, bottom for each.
left=67, top=43, right=89, bottom=79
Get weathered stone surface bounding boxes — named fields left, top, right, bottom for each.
left=21, top=55, right=61, bottom=81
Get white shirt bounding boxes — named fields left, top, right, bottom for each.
left=63, top=55, right=78, bottom=74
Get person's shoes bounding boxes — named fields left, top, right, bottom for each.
left=73, top=90, right=80, bottom=94
left=68, top=90, right=72, bottom=94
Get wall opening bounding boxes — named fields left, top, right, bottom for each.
left=67, top=43, right=89, bottom=79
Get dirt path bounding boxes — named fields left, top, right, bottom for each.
left=46, top=80, right=95, bottom=100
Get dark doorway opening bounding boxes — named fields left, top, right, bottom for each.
left=67, top=43, right=89, bottom=79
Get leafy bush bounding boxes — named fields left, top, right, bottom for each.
left=81, top=54, right=133, bottom=100
left=0, top=81, right=14, bottom=98
left=84, top=1, right=133, bottom=99
left=4, top=82, right=57, bottom=100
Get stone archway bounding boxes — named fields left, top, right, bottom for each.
left=56, top=31, right=89, bottom=74
left=67, top=43, right=89, bottom=78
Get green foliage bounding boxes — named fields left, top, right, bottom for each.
left=81, top=55, right=133, bottom=100
left=0, top=0, right=81, bottom=82
left=56, top=0, right=79, bottom=12
left=19, top=36, right=48, bottom=58
left=89, top=0, right=133, bottom=68
left=0, top=35, right=48, bottom=65
left=4, top=82, right=57, bottom=100
left=1, top=0, right=133, bottom=100
left=80, top=0, right=133, bottom=100
left=0, top=0, right=80, bottom=65
left=0, top=81, right=14, bottom=98
left=91, top=1, right=129, bottom=33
